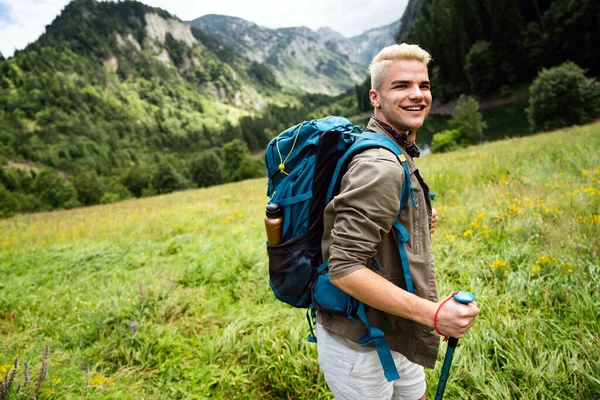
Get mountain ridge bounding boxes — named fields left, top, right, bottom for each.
left=188, top=14, right=401, bottom=94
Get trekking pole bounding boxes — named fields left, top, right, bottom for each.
left=434, top=290, right=476, bottom=400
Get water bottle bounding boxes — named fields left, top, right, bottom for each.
left=265, top=204, right=284, bottom=245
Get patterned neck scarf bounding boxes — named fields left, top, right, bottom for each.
left=371, top=116, right=421, bottom=159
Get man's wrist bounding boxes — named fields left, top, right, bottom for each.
left=407, top=296, right=437, bottom=328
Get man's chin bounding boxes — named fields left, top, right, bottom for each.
left=405, top=120, right=426, bottom=131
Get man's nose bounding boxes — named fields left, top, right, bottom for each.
left=408, top=86, right=423, bottom=101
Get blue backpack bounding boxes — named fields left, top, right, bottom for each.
left=265, top=116, right=416, bottom=382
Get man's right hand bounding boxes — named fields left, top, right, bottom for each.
left=433, top=295, right=480, bottom=338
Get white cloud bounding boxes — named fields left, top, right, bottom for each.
left=0, top=0, right=70, bottom=57
left=0, top=0, right=408, bottom=58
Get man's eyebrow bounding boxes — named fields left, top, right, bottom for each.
left=390, top=80, right=431, bottom=85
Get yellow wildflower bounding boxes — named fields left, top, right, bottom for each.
left=89, top=375, right=114, bottom=386
left=0, top=364, right=14, bottom=375
left=535, top=255, right=553, bottom=266
left=489, top=260, right=507, bottom=270
left=463, top=229, right=474, bottom=237
left=444, top=234, right=456, bottom=242
left=508, top=205, right=522, bottom=214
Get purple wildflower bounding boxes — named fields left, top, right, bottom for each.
left=129, top=320, right=138, bottom=336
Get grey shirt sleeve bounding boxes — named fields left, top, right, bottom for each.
left=327, top=148, right=404, bottom=280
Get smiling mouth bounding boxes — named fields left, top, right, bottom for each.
left=401, top=106, right=426, bottom=111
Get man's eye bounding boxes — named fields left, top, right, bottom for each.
left=420, top=85, right=430, bottom=90
left=394, top=84, right=407, bottom=89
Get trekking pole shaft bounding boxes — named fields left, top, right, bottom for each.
left=434, top=338, right=458, bottom=400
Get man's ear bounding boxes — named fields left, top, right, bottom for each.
left=369, top=89, right=380, bottom=108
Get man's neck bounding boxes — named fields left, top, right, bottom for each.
left=407, top=129, right=417, bottom=143
left=373, top=112, right=417, bottom=142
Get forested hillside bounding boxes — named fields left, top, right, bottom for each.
left=398, top=0, right=599, bottom=99
left=0, top=0, right=356, bottom=215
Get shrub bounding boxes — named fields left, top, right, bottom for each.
left=189, top=149, right=222, bottom=188
left=99, top=192, right=121, bottom=204
left=152, top=160, right=189, bottom=194
left=527, top=61, right=600, bottom=131
left=122, top=164, right=153, bottom=197
left=221, top=139, right=251, bottom=183
left=14, top=192, right=41, bottom=213
left=73, top=171, right=104, bottom=205
left=0, top=183, right=19, bottom=217
left=238, top=157, right=265, bottom=180
left=102, top=176, right=133, bottom=201
left=449, top=95, right=487, bottom=146
left=32, top=169, right=79, bottom=210
left=431, top=129, right=461, bottom=153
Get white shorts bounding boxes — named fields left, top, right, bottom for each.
left=317, top=323, right=426, bottom=400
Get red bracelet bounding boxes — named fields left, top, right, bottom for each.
left=434, top=291, right=459, bottom=341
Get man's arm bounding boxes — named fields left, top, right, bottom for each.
left=331, top=269, right=479, bottom=338
left=327, top=151, right=478, bottom=338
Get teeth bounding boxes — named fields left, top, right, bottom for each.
left=404, top=106, right=422, bottom=111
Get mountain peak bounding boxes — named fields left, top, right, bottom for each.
left=316, top=27, right=346, bottom=42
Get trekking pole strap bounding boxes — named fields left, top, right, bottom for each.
left=356, top=302, right=400, bottom=382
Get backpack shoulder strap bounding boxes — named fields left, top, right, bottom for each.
left=326, top=133, right=406, bottom=202
left=326, top=132, right=415, bottom=294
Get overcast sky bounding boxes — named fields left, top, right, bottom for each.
left=0, top=0, right=408, bottom=58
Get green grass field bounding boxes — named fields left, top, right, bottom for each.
left=1, top=123, right=599, bottom=399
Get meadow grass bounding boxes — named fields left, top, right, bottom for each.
left=0, top=122, right=599, bottom=399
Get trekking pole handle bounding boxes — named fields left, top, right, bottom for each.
left=448, top=291, right=476, bottom=348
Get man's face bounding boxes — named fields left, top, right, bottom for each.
left=369, top=59, right=432, bottom=132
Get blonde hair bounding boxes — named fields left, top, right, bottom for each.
left=369, top=43, right=432, bottom=90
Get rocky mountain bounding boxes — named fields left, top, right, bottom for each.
left=189, top=14, right=372, bottom=95
left=346, top=20, right=402, bottom=66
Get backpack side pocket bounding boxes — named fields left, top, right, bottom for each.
left=267, top=234, right=313, bottom=308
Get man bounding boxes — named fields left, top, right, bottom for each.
left=316, top=44, right=480, bottom=399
